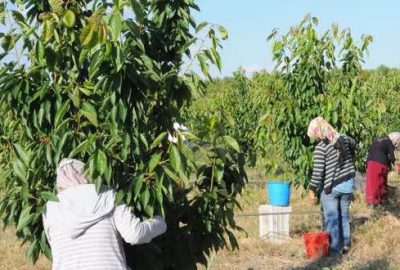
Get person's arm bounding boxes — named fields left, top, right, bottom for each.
left=112, top=204, right=167, bottom=245
left=309, top=144, right=326, bottom=192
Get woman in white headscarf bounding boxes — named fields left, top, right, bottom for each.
left=42, top=158, right=167, bottom=270
left=365, top=132, right=400, bottom=206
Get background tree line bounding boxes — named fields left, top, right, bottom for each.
left=184, top=17, right=400, bottom=188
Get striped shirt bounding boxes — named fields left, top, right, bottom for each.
left=43, top=184, right=167, bottom=270
left=309, top=136, right=356, bottom=194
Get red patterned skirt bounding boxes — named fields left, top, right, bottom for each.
left=365, top=160, right=388, bottom=205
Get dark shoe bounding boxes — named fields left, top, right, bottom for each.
left=342, top=245, right=350, bottom=255
left=328, top=250, right=342, bottom=258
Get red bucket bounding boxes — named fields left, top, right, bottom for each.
left=303, top=232, right=330, bottom=259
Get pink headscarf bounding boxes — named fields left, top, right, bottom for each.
left=388, top=132, right=400, bottom=149
left=307, top=117, right=339, bottom=143
left=56, top=158, right=89, bottom=192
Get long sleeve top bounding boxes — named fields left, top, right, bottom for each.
left=42, top=184, right=167, bottom=270
left=367, top=136, right=395, bottom=168
left=309, top=136, right=356, bottom=194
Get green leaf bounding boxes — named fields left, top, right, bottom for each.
left=80, top=24, right=95, bottom=46
left=46, top=145, right=53, bottom=165
left=117, top=100, right=127, bottom=122
left=149, top=152, right=162, bottom=172
left=197, top=53, right=209, bottom=76
left=49, top=0, right=64, bottom=13
left=163, top=166, right=183, bottom=186
left=42, top=20, right=54, bottom=43
left=267, top=28, right=278, bottom=41
left=223, top=136, right=241, bottom=153
left=144, top=204, right=154, bottom=217
left=68, top=135, right=96, bottom=158
left=94, top=176, right=102, bottom=193
left=150, top=132, right=167, bottom=149
left=71, top=87, right=80, bottom=108
left=13, top=159, right=27, bottom=181
left=12, top=10, right=25, bottom=24
left=96, top=150, right=107, bottom=175
left=54, top=131, right=69, bottom=165
left=79, top=49, right=89, bottom=65
left=13, top=144, right=30, bottom=165
left=109, top=12, right=122, bottom=40
left=40, top=191, right=59, bottom=202
left=196, top=22, right=208, bottom=33
left=115, top=190, right=125, bottom=205
left=218, top=25, right=228, bottom=40
left=211, top=48, right=222, bottom=71
left=134, top=176, right=143, bottom=199
left=54, top=100, right=70, bottom=127
left=81, top=102, right=99, bottom=126
left=26, top=239, right=39, bottom=262
left=169, top=145, right=181, bottom=173
left=213, top=160, right=224, bottom=183
left=1, top=35, right=14, bottom=52
left=141, top=188, right=150, bottom=206
left=97, top=25, right=108, bottom=44
left=130, top=0, right=145, bottom=23
left=40, top=231, right=52, bottom=260
left=16, top=206, right=34, bottom=232
left=63, top=10, right=76, bottom=28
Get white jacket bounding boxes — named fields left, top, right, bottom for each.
left=42, top=184, right=167, bottom=270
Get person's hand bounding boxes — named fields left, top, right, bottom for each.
left=308, top=190, right=318, bottom=205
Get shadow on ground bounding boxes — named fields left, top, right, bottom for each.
left=350, top=257, right=391, bottom=270
left=286, top=254, right=342, bottom=270
left=287, top=256, right=391, bottom=270
left=381, top=183, right=400, bottom=219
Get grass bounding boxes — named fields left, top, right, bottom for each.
left=2, top=171, right=400, bottom=269
left=207, top=170, right=400, bottom=270
left=0, top=227, right=50, bottom=269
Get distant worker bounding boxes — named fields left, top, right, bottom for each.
left=307, top=117, right=356, bottom=256
left=43, top=158, right=167, bottom=270
left=365, top=132, right=400, bottom=207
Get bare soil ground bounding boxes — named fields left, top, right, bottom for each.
left=2, top=172, right=400, bottom=270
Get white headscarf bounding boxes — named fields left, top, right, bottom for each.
left=389, top=132, right=400, bottom=149
left=56, top=158, right=89, bottom=192
left=307, top=117, right=339, bottom=143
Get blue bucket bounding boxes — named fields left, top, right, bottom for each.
left=267, top=181, right=291, bottom=206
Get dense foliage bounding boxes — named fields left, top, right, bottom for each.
left=262, top=15, right=382, bottom=186
left=0, top=0, right=247, bottom=269
left=186, top=16, right=400, bottom=187
left=183, top=70, right=272, bottom=166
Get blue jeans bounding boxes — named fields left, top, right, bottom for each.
left=321, top=190, right=352, bottom=253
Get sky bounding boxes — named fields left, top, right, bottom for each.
left=194, top=0, right=400, bottom=77
left=2, top=1, right=400, bottom=77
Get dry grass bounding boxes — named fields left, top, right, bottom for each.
left=0, top=227, right=50, bottom=269
left=208, top=171, right=400, bottom=270
left=2, top=172, right=400, bottom=269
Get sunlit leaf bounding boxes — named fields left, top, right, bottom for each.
left=63, top=10, right=76, bottom=28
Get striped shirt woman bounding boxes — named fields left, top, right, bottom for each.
left=307, top=117, right=356, bottom=255
left=309, top=136, right=356, bottom=194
